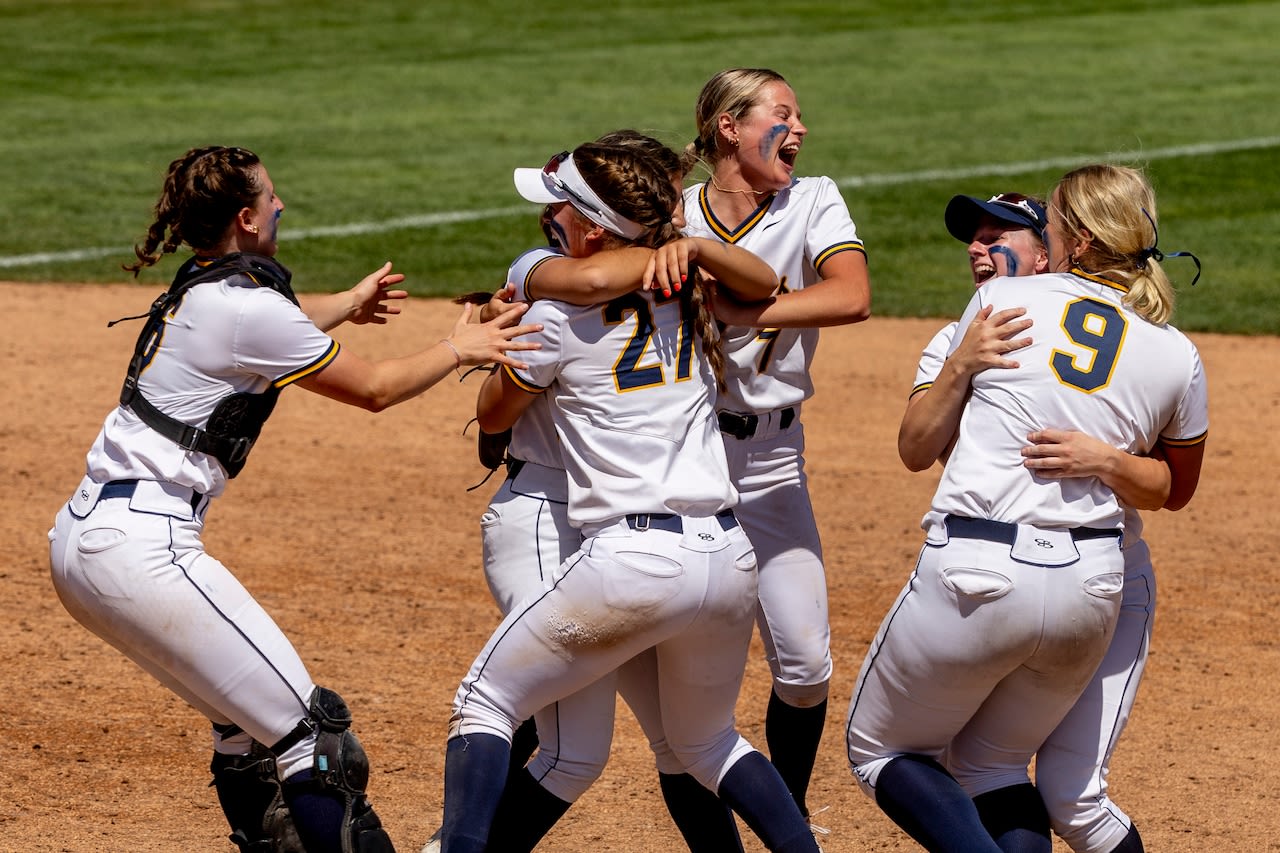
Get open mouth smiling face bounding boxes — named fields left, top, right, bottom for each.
left=972, top=255, right=998, bottom=284
left=777, top=142, right=800, bottom=169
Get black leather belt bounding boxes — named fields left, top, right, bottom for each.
left=505, top=457, right=526, bottom=479
left=101, top=479, right=204, bottom=511
left=625, top=510, right=739, bottom=533
left=945, top=515, right=1121, bottom=545
left=716, top=407, right=796, bottom=440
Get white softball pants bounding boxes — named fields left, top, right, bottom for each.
left=1035, top=540, right=1154, bottom=852
left=452, top=514, right=760, bottom=793
left=846, top=518, right=1124, bottom=799
left=481, top=463, right=619, bottom=802
left=721, top=417, right=832, bottom=707
left=48, top=478, right=319, bottom=779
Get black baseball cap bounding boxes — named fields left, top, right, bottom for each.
left=945, top=193, right=1048, bottom=242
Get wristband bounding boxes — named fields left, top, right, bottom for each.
left=440, top=338, right=463, bottom=372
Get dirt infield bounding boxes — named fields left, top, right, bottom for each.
left=5, top=280, right=1277, bottom=852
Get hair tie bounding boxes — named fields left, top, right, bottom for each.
left=1136, top=206, right=1201, bottom=286
left=1135, top=245, right=1163, bottom=268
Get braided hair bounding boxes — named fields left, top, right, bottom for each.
left=124, top=146, right=263, bottom=275
left=573, top=138, right=728, bottom=388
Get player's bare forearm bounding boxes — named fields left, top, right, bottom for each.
left=1099, top=451, right=1171, bottom=510
left=527, top=249, right=655, bottom=305
left=1160, top=441, right=1206, bottom=511
left=477, top=367, right=538, bottom=433
left=297, top=345, right=459, bottom=412
left=1021, top=429, right=1176, bottom=511
left=898, top=370, right=972, bottom=471
left=712, top=254, right=869, bottom=328
left=297, top=302, right=539, bottom=413
left=681, top=239, right=778, bottom=302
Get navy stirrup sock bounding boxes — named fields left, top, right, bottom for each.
left=442, top=733, right=511, bottom=853
left=874, top=754, right=1002, bottom=853
left=973, top=783, right=1051, bottom=853
left=280, top=771, right=345, bottom=853
left=659, top=771, right=744, bottom=853
left=482, top=767, right=572, bottom=853
left=717, top=751, right=818, bottom=853
left=508, top=717, right=540, bottom=772
left=765, top=690, right=826, bottom=816
left=1108, top=823, right=1145, bottom=853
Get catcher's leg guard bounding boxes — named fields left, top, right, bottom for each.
left=210, top=741, right=304, bottom=852
left=276, top=687, right=395, bottom=853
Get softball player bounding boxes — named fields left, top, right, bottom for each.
left=904, top=191, right=1167, bottom=853
left=679, top=67, right=871, bottom=833
left=845, top=164, right=1208, bottom=851
left=47, top=145, right=537, bottom=853
left=423, top=134, right=764, bottom=853
left=440, top=139, right=820, bottom=853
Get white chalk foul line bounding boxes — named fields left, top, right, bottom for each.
left=4, top=136, right=1277, bottom=270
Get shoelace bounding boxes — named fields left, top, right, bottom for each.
left=806, top=804, right=832, bottom=836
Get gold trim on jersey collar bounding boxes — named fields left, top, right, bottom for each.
left=1071, top=266, right=1130, bottom=293
left=698, top=184, right=776, bottom=244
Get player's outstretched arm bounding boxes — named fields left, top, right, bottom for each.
left=296, top=301, right=541, bottom=412
left=300, top=261, right=409, bottom=332
left=898, top=305, right=1034, bottom=471
left=710, top=250, right=870, bottom=329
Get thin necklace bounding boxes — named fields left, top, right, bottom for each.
left=710, top=174, right=764, bottom=199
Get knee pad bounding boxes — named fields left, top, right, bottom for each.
left=308, top=687, right=371, bottom=798
left=276, top=687, right=394, bottom=853
left=209, top=743, right=304, bottom=853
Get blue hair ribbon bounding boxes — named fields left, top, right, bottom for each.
left=1137, top=207, right=1202, bottom=286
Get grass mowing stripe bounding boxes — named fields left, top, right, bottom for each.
left=4, top=136, right=1277, bottom=272
left=836, top=136, right=1280, bottom=189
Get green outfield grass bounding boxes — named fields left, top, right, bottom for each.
left=2, top=0, right=1277, bottom=333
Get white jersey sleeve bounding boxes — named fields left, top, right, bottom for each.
left=932, top=272, right=1209, bottom=530
left=503, top=246, right=567, bottom=470
left=86, top=280, right=337, bottom=497
left=681, top=176, right=866, bottom=413
left=1157, top=347, right=1210, bottom=447
left=506, top=246, right=564, bottom=304
left=912, top=322, right=959, bottom=397
left=508, top=292, right=736, bottom=527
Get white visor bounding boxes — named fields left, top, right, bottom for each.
left=513, top=153, right=647, bottom=240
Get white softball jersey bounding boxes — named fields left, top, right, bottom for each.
left=912, top=318, right=1157, bottom=545
left=932, top=271, right=1209, bottom=530
left=682, top=176, right=866, bottom=413
left=86, top=280, right=338, bottom=497
left=504, top=290, right=736, bottom=527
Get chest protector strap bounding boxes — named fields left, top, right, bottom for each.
left=116, top=253, right=299, bottom=478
